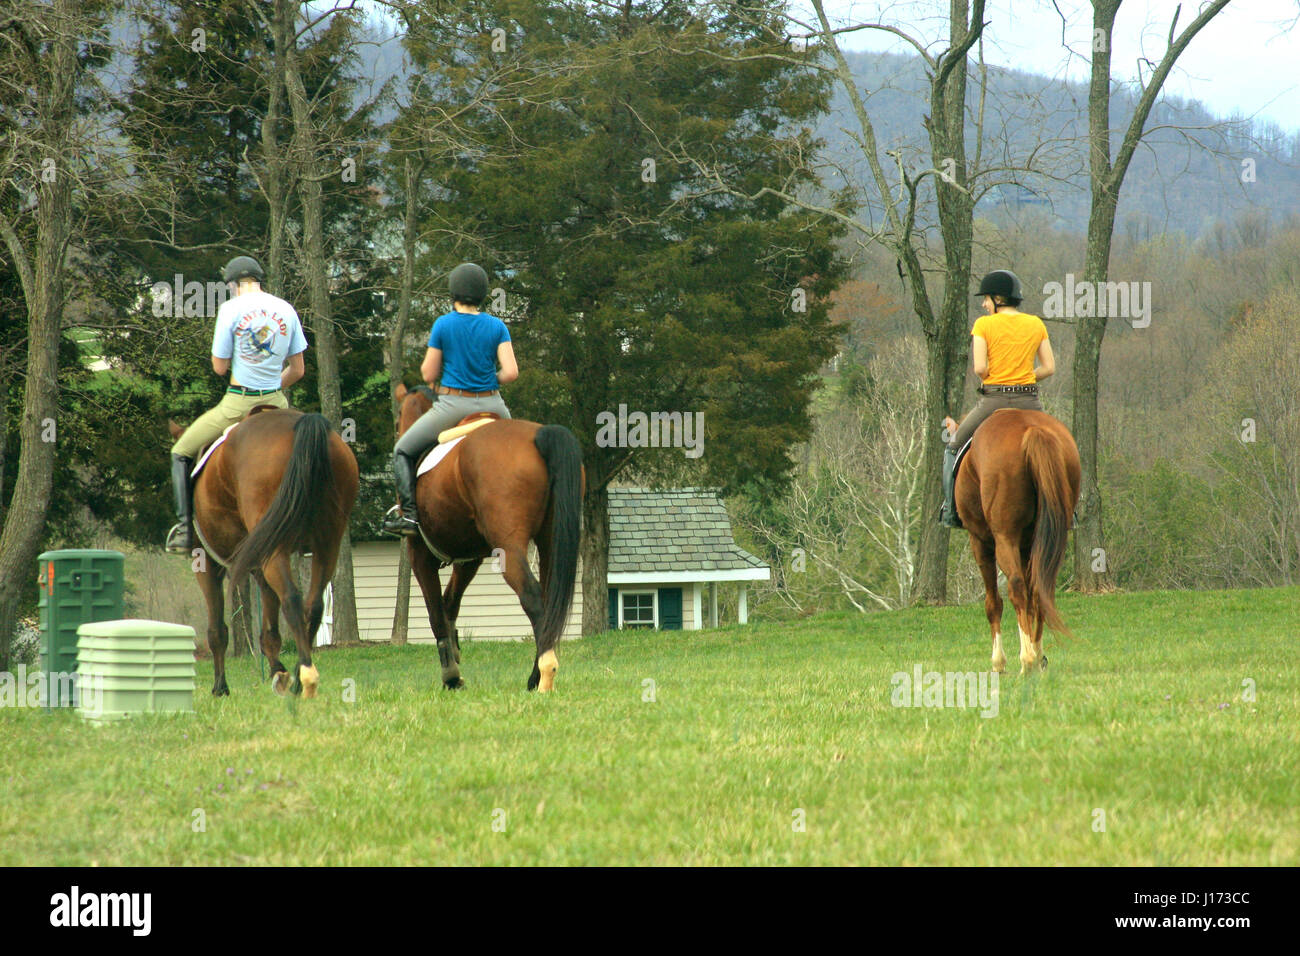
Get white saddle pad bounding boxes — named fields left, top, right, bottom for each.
left=416, top=435, right=467, bottom=478
left=192, top=422, right=240, bottom=478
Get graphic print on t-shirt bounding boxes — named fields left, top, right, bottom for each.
left=234, top=308, right=290, bottom=366
left=212, top=290, right=309, bottom=391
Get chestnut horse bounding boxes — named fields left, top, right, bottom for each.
left=394, top=385, right=583, bottom=692
left=955, top=409, right=1081, bottom=674
left=169, top=408, right=358, bottom=697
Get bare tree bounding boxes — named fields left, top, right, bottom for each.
left=1070, top=0, right=1231, bottom=591
left=268, top=0, right=378, bottom=644
left=666, top=1, right=1092, bottom=602
left=0, top=0, right=108, bottom=667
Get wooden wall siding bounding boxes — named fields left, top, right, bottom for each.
left=352, top=541, right=585, bottom=643
left=609, top=583, right=698, bottom=631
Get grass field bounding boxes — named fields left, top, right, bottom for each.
left=2, top=586, right=1297, bottom=865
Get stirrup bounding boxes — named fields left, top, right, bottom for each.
left=165, top=523, right=192, bottom=553
left=382, top=504, right=420, bottom=536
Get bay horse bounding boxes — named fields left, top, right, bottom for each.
left=393, top=384, right=583, bottom=692
left=168, top=408, right=359, bottom=697
left=954, top=409, right=1081, bottom=674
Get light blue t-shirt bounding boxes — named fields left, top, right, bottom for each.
left=212, top=290, right=308, bottom=390
left=428, top=311, right=511, bottom=391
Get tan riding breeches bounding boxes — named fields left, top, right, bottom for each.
left=171, top=390, right=288, bottom=459
left=948, top=390, right=1044, bottom=450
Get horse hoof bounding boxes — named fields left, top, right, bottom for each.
left=272, top=671, right=291, bottom=696
left=299, top=664, right=320, bottom=699
left=443, top=678, right=465, bottom=690
left=536, top=649, right=558, bottom=694
left=212, top=685, right=230, bottom=698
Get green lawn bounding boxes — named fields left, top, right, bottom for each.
left=2, top=586, right=1297, bottom=865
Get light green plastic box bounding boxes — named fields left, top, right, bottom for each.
left=75, top=619, right=197, bottom=721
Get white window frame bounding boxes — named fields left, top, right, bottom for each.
left=618, top=589, right=658, bottom=629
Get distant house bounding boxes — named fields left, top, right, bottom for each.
left=605, top=487, right=769, bottom=630
left=352, top=486, right=769, bottom=642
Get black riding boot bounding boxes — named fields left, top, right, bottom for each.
left=382, top=450, right=421, bottom=536
left=165, top=454, right=195, bottom=552
left=940, top=447, right=963, bottom=529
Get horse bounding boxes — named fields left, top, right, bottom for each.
left=393, top=384, right=583, bottom=692
left=168, top=407, right=359, bottom=698
left=954, top=408, right=1081, bottom=675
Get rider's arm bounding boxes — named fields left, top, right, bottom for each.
left=1034, top=338, right=1055, bottom=380
left=421, top=347, right=442, bottom=387
left=496, top=341, right=518, bottom=384
left=212, top=356, right=230, bottom=377
left=281, top=351, right=305, bottom=389
left=971, top=335, right=989, bottom=379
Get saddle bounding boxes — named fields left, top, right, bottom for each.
left=191, top=403, right=284, bottom=478
left=416, top=413, right=500, bottom=478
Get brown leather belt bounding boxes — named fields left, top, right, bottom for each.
left=436, top=386, right=499, bottom=398
left=979, top=384, right=1038, bottom=394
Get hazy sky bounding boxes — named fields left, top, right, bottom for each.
left=795, top=0, right=1300, bottom=130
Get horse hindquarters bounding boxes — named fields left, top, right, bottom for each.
left=1021, top=427, right=1075, bottom=638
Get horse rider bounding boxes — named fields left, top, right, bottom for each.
left=165, top=255, right=308, bottom=552
left=383, top=262, right=518, bottom=536
left=940, top=269, right=1057, bottom=528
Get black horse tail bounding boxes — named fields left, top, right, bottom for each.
left=230, top=413, right=334, bottom=584
left=534, top=425, right=583, bottom=652
left=1022, top=425, right=1072, bottom=637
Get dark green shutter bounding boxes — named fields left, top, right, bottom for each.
left=608, top=588, right=618, bottom=630
left=658, top=587, right=682, bottom=630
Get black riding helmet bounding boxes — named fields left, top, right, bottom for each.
left=449, top=262, right=489, bottom=306
left=223, top=255, right=265, bottom=283
left=975, top=269, right=1023, bottom=304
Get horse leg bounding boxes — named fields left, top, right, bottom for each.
left=410, top=537, right=461, bottom=689
left=494, top=540, right=548, bottom=692
left=253, top=571, right=287, bottom=688
left=261, top=553, right=315, bottom=697
left=995, top=533, right=1040, bottom=675
left=198, top=563, right=230, bottom=696
left=971, top=535, right=1004, bottom=673
left=443, top=558, right=483, bottom=668
left=304, top=540, right=339, bottom=645
left=1024, top=541, right=1047, bottom=669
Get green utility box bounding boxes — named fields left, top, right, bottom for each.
left=76, top=619, right=196, bottom=722
left=37, top=549, right=125, bottom=708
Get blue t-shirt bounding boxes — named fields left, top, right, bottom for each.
left=428, top=311, right=511, bottom=391
left=212, top=290, right=308, bottom=390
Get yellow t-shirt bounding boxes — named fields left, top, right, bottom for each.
left=971, top=311, right=1048, bottom=385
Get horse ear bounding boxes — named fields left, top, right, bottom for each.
left=395, top=383, right=407, bottom=401
left=168, top=419, right=184, bottom=439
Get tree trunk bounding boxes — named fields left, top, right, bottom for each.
left=229, top=578, right=253, bottom=656
left=914, top=0, right=979, bottom=603
left=1071, top=0, right=1228, bottom=590
left=0, top=0, right=76, bottom=670
left=387, top=157, right=421, bottom=645
left=390, top=543, right=411, bottom=645
left=259, top=0, right=291, bottom=295
left=281, top=0, right=360, bottom=643
left=580, top=484, right=610, bottom=636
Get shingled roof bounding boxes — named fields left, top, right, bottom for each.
left=607, top=487, right=768, bottom=575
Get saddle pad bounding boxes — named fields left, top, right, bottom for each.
left=191, top=422, right=240, bottom=478
left=416, top=434, right=466, bottom=479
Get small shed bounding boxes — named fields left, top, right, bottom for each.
left=605, top=487, right=770, bottom=631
